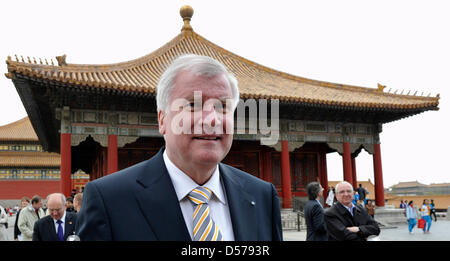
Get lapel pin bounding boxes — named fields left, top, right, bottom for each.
left=251, top=201, right=255, bottom=206
left=69, top=221, right=72, bottom=225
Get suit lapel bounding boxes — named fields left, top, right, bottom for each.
left=46, top=217, right=58, bottom=241
left=353, top=205, right=364, bottom=226
left=134, top=148, right=191, bottom=241
left=220, top=164, right=258, bottom=241
left=336, top=202, right=356, bottom=226
left=64, top=213, right=75, bottom=239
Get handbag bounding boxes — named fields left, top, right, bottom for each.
left=418, top=218, right=425, bottom=229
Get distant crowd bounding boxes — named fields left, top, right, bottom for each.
left=399, top=199, right=436, bottom=234
left=0, top=189, right=83, bottom=241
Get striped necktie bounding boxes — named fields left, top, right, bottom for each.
left=188, top=186, right=223, bottom=241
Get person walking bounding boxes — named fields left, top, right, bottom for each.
left=420, top=199, right=432, bottom=234
left=352, top=191, right=359, bottom=205
left=14, top=196, right=30, bottom=241
left=304, top=182, right=328, bottom=241
left=406, top=201, right=418, bottom=234
left=17, top=195, right=45, bottom=241
left=430, top=199, right=437, bottom=222
left=357, top=184, right=366, bottom=205
left=325, top=187, right=335, bottom=207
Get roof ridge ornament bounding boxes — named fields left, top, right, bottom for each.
left=180, top=5, right=194, bottom=35
left=56, top=54, right=67, bottom=66
left=377, top=83, right=386, bottom=92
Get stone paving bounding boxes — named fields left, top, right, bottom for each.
left=283, top=218, right=450, bottom=241
left=4, top=214, right=450, bottom=241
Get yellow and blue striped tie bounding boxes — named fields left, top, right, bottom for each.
left=188, top=186, right=223, bottom=241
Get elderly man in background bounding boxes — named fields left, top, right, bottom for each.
left=324, top=181, right=380, bottom=241
left=18, top=195, right=45, bottom=241
left=32, top=193, right=77, bottom=241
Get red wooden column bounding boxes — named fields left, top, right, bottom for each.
left=319, top=149, right=329, bottom=204
left=373, top=143, right=385, bottom=206
left=107, top=134, right=118, bottom=175
left=60, top=133, right=72, bottom=197
left=351, top=156, right=358, bottom=189
left=280, top=140, right=292, bottom=209
left=342, top=142, right=353, bottom=185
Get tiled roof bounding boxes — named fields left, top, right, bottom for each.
left=0, top=151, right=60, bottom=167
left=5, top=6, right=439, bottom=111
left=428, top=183, right=450, bottom=188
left=391, top=181, right=427, bottom=188
left=0, top=117, right=38, bottom=141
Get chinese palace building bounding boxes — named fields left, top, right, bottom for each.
left=0, top=117, right=89, bottom=201
left=4, top=6, right=439, bottom=209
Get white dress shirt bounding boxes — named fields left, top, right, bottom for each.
left=163, top=151, right=235, bottom=241
left=53, top=211, right=66, bottom=236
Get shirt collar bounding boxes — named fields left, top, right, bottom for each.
left=315, top=199, right=323, bottom=208
left=342, top=203, right=356, bottom=216
left=163, top=150, right=226, bottom=205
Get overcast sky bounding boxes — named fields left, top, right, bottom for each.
left=1, top=0, right=448, bottom=187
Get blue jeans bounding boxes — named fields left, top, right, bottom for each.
left=408, top=218, right=416, bottom=232
left=423, top=216, right=432, bottom=232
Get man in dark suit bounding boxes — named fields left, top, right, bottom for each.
left=76, top=54, right=283, bottom=241
left=324, top=181, right=380, bottom=241
left=33, top=193, right=77, bottom=241
left=304, top=182, right=328, bottom=241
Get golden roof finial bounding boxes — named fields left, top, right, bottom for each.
left=377, top=83, right=386, bottom=92
left=180, top=5, right=194, bottom=34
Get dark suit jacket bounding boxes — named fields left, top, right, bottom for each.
left=76, top=148, right=283, bottom=241
left=304, top=199, right=328, bottom=241
left=32, top=212, right=77, bottom=241
left=324, top=202, right=380, bottom=241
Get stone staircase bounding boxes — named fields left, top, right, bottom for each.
left=281, top=208, right=306, bottom=231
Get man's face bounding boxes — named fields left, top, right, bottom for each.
left=66, top=201, right=73, bottom=208
left=336, top=183, right=354, bottom=207
left=47, top=197, right=66, bottom=221
left=21, top=200, right=28, bottom=208
left=73, top=199, right=81, bottom=212
left=158, top=70, right=234, bottom=174
left=32, top=200, right=41, bottom=210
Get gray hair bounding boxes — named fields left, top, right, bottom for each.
left=335, top=181, right=354, bottom=194
left=306, top=182, right=322, bottom=200
left=156, top=54, right=240, bottom=112
left=47, top=193, right=66, bottom=206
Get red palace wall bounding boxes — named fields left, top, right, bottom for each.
left=0, top=180, right=60, bottom=199
left=0, top=179, right=89, bottom=199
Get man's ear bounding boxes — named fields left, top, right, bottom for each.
left=158, top=110, right=166, bottom=135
